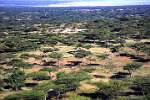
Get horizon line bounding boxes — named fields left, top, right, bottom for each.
left=0, top=4, right=149, bottom=8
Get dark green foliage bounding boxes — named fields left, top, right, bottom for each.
left=1, top=36, right=39, bottom=52
left=27, top=71, right=50, bottom=81
left=55, top=71, right=90, bottom=85
left=4, top=69, right=25, bottom=90
left=56, top=72, right=66, bottom=79
left=133, top=76, right=150, bottom=95
left=55, top=71, right=90, bottom=93
left=49, top=52, right=63, bottom=60
left=95, top=80, right=128, bottom=99
left=40, top=48, right=57, bottom=53
left=74, top=49, right=91, bottom=59
left=9, top=59, right=32, bottom=69
left=33, top=81, right=56, bottom=92
left=20, top=53, right=41, bottom=59
left=97, top=53, right=109, bottom=60
left=110, top=45, right=121, bottom=53
left=131, top=43, right=150, bottom=56
left=40, top=68, right=55, bottom=72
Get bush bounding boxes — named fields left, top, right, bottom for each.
left=97, top=53, right=109, bottom=60
left=13, top=61, right=32, bottom=69
left=33, top=81, right=56, bottom=92
left=110, top=45, right=120, bottom=53
left=95, top=80, right=128, bottom=99
left=40, top=68, right=55, bottom=72
left=27, top=71, right=50, bottom=81
left=119, top=50, right=135, bottom=57
left=49, top=52, right=63, bottom=60
left=4, top=69, right=25, bottom=90
left=74, top=50, right=91, bottom=59
left=40, top=48, right=54, bottom=53
left=55, top=71, right=90, bottom=85
left=82, top=44, right=92, bottom=50
left=57, top=72, right=66, bottom=79
left=20, top=53, right=41, bottom=59
left=8, top=59, right=32, bottom=68
left=33, top=81, right=76, bottom=94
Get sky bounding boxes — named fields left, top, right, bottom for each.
left=0, top=0, right=150, bottom=7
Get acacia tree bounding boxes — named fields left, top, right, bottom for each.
left=123, top=62, right=143, bottom=77
left=74, top=49, right=91, bottom=65
left=133, top=76, right=150, bottom=99
left=97, top=53, right=109, bottom=60
left=10, top=59, right=32, bottom=72
left=49, top=52, right=63, bottom=67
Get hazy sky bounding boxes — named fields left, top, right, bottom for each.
left=0, top=0, right=150, bottom=7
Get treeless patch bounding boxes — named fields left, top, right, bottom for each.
left=111, top=56, right=133, bottom=67
left=89, top=47, right=110, bottom=54
left=79, top=81, right=97, bottom=93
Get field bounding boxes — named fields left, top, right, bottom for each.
left=0, top=6, right=150, bottom=100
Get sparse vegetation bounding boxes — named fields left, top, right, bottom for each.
left=0, top=5, right=150, bottom=100
left=123, top=62, right=143, bottom=77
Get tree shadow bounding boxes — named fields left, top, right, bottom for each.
left=79, top=92, right=110, bottom=100
left=43, top=61, right=57, bottom=66
left=65, top=61, right=82, bottom=67
left=110, top=71, right=130, bottom=79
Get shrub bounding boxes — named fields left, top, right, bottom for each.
left=13, top=61, right=32, bottom=69
left=8, top=59, right=32, bottom=69
left=82, top=43, right=92, bottom=50
left=110, top=45, right=120, bottom=53
left=40, top=48, right=54, bottom=53
left=33, top=81, right=76, bottom=94
left=119, top=50, right=135, bottom=57
left=33, top=81, right=56, bottom=92
left=49, top=52, right=63, bottom=60
left=57, top=72, right=66, bottom=79
left=55, top=71, right=90, bottom=85
left=20, top=53, right=41, bottom=59
left=95, top=80, right=128, bottom=99
left=97, top=53, right=109, bottom=60
left=74, top=50, right=91, bottom=59
left=4, top=69, right=25, bottom=91
left=27, top=71, right=50, bottom=81
left=40, top=68, right=55, bottom=72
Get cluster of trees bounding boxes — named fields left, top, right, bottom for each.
left=4, top=70, right=90, bottom=100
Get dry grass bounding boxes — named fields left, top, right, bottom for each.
left=78, top=81, right=97, bottom=93
left=89, top=47, right=110, bottom=54
left=133, top=67, right=150, bottom=77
